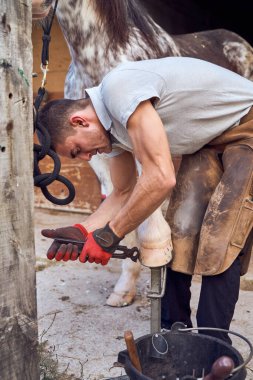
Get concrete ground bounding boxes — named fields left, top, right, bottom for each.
left=35, top=208, right=253, bottom=380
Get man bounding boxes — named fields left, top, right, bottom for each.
left=39, top=57, right=253, bottom=342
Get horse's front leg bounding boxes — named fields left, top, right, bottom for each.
left=107, top=204, right=173, bottom=306
left=106, top=230, right=141, bottom=307
left=89, top=154, right=113, bottom=200
left=89, top=155, right=141, bottom=307
left=107, top=202, right=173, bottom=307
left=106, top=202, right=172, bottom=307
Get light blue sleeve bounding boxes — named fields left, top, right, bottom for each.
left=101, top=69, right=163, bottom=127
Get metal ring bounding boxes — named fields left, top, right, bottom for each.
left=151, top=333, right=169, bottom=355
left=40, top=62, right=49, bottom=88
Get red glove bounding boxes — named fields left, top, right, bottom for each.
left=41, top=224, right=88, bottom=261
left=79, top=232, right=112, bottom=265
left=79, top=223, right=123, bottom=266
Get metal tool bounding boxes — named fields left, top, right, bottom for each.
left=53, top=237, right=140, bottom=262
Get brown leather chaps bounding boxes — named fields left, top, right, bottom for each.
left=166, top=107, right=253, bottom=276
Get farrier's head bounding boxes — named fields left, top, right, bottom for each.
left=37, top=98, right=112, bottom=161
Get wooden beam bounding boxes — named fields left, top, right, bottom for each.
left=0, top=1, right=39, bottom=379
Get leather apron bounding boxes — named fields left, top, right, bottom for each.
left=166, top=107, right=253, bottom=276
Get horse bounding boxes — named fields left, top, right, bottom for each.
left=36, top=0, right=253, bottom=307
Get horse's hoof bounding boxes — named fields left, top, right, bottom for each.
left=106, top=291, right=136, bottom=307
left=140, top=239, right=173, bottom=267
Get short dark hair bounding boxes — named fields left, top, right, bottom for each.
left=37, top=98, right=90, bottom=149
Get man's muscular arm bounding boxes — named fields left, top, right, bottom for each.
left=109, top=100, right=176, bottom=238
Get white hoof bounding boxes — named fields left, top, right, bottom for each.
left=140, top=238, right=173, bottom=267
left=137, top=205, right=173, bottom=267
left=106, top=290, right=136, bottom=307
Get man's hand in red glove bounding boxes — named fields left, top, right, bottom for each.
left=79, top=232, right=112, bottom=265
left=41, top=224, right=88, bottom=261
left=79, top=223, right=123, bottom=266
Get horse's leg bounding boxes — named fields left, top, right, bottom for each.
left=106, top=162, right=173, bottom=306
left=89, top=155, right=113, bottom=199
left=89, top=155, right=141, bottom=307
left=106, top=231, right=141, bottom=307
left=106, top=203, right=172, bottom=306
left=89, top=156, right=173, bottom=306
left=106, top=202, right=172, bottom=308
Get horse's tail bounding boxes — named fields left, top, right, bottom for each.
left=94, top=0, right=169, bottom=56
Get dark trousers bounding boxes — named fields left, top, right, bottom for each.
left=161, top=257, right=241, bottom=343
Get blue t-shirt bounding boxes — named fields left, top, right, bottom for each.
left=86, top=57, right=253, bottom=156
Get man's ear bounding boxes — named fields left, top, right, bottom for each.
left=69, top=113, right=88, bottom=128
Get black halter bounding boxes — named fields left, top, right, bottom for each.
left=33, top=0, right=75, bottom=205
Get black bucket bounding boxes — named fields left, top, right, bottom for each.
left=118, top=324, right=253, bottom=380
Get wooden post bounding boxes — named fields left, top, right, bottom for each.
left=0, top=1, right=39, bottom=379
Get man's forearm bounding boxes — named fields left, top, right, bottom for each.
left=109, top=171, right=175, bottom=238
left=81, top=188, right=134, bottom=232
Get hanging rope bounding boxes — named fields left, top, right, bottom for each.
left=33, top=0, right=75, bottom=205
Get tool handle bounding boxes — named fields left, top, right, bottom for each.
left=124, top=330, right=142, bottom=373
left=203, top=356, right=234, bottom=380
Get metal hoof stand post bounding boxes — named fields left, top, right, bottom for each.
left=147, top=266, right=167, bottom=334
left=106, top=266, right=168, bottom=380
left=116, top=323, right=253, bottom=380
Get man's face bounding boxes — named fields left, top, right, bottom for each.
left=56, top=113, right=112, bottom=161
